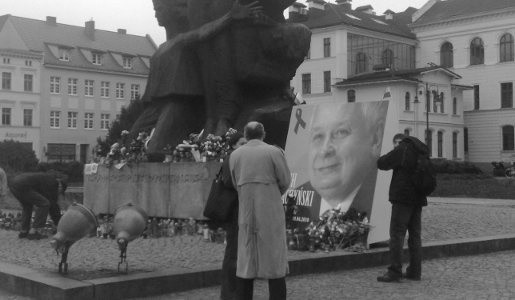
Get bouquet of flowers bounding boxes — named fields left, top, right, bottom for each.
left=172, top=133, right=201, bottom=162
left=199, top=134, right=225, bottom=161
left=286, top=208, right=371, bottom=253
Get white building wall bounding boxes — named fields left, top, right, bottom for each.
left=414, top=9, right=515, bottom=162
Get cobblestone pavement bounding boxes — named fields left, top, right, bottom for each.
left=130, top=250, right=515, bottom=300
left=0, top=201, right=514, bottom=280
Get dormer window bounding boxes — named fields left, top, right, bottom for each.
left=92, top=52, right=103, bottom=65
left=122, top=55, right=133, bottom=69
left=58, top=48, right=70, bottom=61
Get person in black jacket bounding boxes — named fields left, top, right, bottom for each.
left=9, top=172, right=67, bottom=240
left=376, top=134, right=428, bottom=282
left=220, top=131, right=247, bottom=300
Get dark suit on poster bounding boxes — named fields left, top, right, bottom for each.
left=291, top=167, right=377, bottom=227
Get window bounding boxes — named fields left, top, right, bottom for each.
left=382, top=49, right=394, bottom=67
left=323, top=38, right=331, bottom=58
left=130, top=84, right=140, bottom=100
left=306, top=48, right=310, bottom=59
left=68, top=78, right=78, bottom=95
left=92, top=52, right=102, bottom=65
left=323, top=71, right=331, bottom=93
left=502, top=125, right=514, bottom=151
left=50, top=76, right=60, bottom=94
left=433, top=91, right=439, bottom=113
left=85, top=80, right=94, bottom=96
left=470, top=38, right=484, bottom=65
left=122, top=56, right=133, bottom=69
left=58, top=48, right=70, bottom=61
left=440, top=92, right=445, bottom=113
left=100, top=113, right=110, bottom=130
left=301, top=73, right=311, bottom=94
left=440, top=42, right=453, bottom=68
left=347, top=90, right=356, bottom=103
left=46, top=143, right=76, bottom=161
left=116, top=83, right=125, bottom=99
left=84, top=113, right=94, bottom=129
left=501, top=82, right=513, bottom=108
left=437, top=131, right=443, bottom=158
left=404, top=128, right=410, bottom=136
left=405, top=92, right=411, bottom=111
left=453, top=97, right=457, bottom=115
left=24, top=74, right=33, bottom=92
left=452, top=132, right=458, bottom=159
left=25, top=60, right=32, bottom=67
left=425, top=130, right=433, bottom=157
left=2, top=72, right=11, bottom=90
left=356, top=52, right=368, bottom=74
left=23, top=109, right=32, bottom=127
left=3, top=57, right=10, bottom=64
left=464, top=127, right=469, bottom=153
left=474, top=85, right=480, bottom=110
left=101, top=81, right=110, bottom=98
left=500, top=33, right=514, bottom=62
left=2, top=108, right=11, bottom=125
left=50, top=111, right=60, bottom=128
left=67, top=112, right=78, bottom=129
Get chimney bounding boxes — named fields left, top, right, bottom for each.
left=335, top=0, right=352, bottom=10
left=307, top=0, right=326, bottom=11
left=85, top=20, right=95, bottom=40
left=355, top=5, right=375, bottom=15
left=46, top=16, right=56, bottom=26
left=384, top=9, right=395, bottom=20
left=288, top=2, right=309, bottom=22
left=117, top=29, right=127, bottom=35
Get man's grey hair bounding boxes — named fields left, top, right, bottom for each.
left=244, top=121, right=266, bottom=140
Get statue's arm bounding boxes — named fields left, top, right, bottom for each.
left=156, top=1, right=262, bottom=54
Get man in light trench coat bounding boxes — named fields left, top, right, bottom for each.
left=230, top=121, right=291, bottom=300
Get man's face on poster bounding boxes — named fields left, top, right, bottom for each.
left=308, top=104, right=379, bottom=205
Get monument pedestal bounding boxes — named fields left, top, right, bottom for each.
left=84, top=162, right=220, bottom=219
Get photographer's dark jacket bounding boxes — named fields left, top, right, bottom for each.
left=377, top=137, right=428, bottom=206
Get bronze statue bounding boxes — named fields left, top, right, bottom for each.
left=131, top=0, right=310, bottom=154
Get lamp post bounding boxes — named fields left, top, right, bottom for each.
left=425, top=83, right=430, bottom=146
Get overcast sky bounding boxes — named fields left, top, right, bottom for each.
left=2, top=0, right=428, bottom=46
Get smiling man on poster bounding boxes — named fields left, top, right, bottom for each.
left=287, top=101, right=388, bottom=227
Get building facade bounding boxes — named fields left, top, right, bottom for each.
left=289, top=0, right=468, bottom=159
left=0, top=15, right=156, bottom=162
left=411, top=0, right=515, bottom=163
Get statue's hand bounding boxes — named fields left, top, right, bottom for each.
left=230, top=0, right=263, bottom=20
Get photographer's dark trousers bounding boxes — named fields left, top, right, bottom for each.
left=236, top=277, right=286, bottom=300
left=388, top=203, right=422, bottom=277
left=12, top=189, right=60, bottom=232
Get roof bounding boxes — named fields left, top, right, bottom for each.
left=413, top=0, right=515, bottom=26
left=334, top=66, right=462, bottom=87
left=298, top=4, right=417, bottom=39
left=0, top=14, right=156, bottom=75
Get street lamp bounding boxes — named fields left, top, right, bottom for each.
left=425, top=83, right=430, bottom=146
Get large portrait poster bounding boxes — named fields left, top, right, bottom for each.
left=284, top=101, right=395, bottom=244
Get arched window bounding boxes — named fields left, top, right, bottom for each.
left=347, top=89, right=356, bottom=103
left=470, top=37, right=484, bottom=65
left=453, top=97, right=457, bottom=115
left=382, top=49, right=394, bottom=67
left=405, top=92, right=410, bottom=111
left=500, top=33, right=514, bottom=62
left=440, top=42, right=453, bottom=67
left=502, top=125, right=514, bottom=151
left=356, top=52, right=368, bottom=74
left=437, top=131, right=444, bottom=157
left=452, top=131, right=458, bottom=159
left=404, top=128, right=410, bottom=136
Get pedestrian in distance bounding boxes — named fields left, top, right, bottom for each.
left=229, top=122, right=291, bottom=300
left=9, top=172, right=67, bottom=240
left=0, top=166, right=7, bottom=199
left=376, top=133, right=429, bottom=282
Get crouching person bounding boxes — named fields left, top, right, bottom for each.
left=9, top=172, right=66, bottom=240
